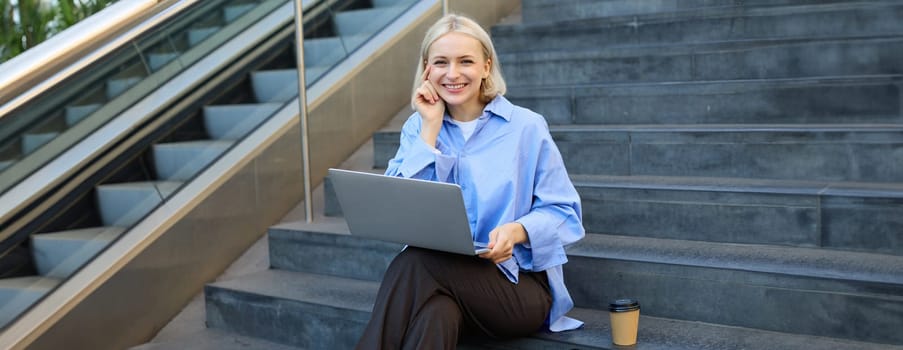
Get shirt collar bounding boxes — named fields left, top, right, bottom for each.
left=483, top=94, right=514, bottom=122
left=443, top=95, right=514, bottom=123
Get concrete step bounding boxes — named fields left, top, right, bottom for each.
left=372, top=124, right=903, bottom=182
left=205, top=270, right=376, bottom=350
left=333, top=6, right=406, bottom=38
left=64, top=103, right=103, bottom=126
left=250, top=64, right=345, bottom=102
left=565, top=233, right=903, bottom=345
left=21, top=132, right=59, bottom=155
left=320, top=172, right=903, bottom=256
left=203, top=103, right=281, bottom=140
left=95, top=181, right=182, bottom=227
left=268, top=218, right=399, bottom=281
left=331, top=5, right=408, bottom=63
left=521, top=0, right=881, bottom=23
left=305, top=65, right=330, bottom=84
left=372, top=0, right=417, bottom=8
left=224, top=220, right=903, bottom=349
left=250, top=69, right=297, bottom=103
left=0, top=276, right=62, bottom=329
left=210, top=231, right=903, bottom=348
left=321, top=169, right=384, bottom=217
left=106, top=76, right=143, bottom=100
left=296, top=33, right=367, bottom=65
left=129, top=328, right=301, bottom=350
left=506, top=75, right=903, bottom=125
left=223, top=3, right=257, bottom=23
left=147, top=52, right=179, bottom=72
left=276, top=28, right=360, bottom=85
left=496, top=2, right=903, bottom=53
left=106, top=62, right=146, bottom=100
left=31, top=226, right=126, bottom=279
left=187, top=26, right=222, bottom=47
left=573, top=174, right=903, bottom=256
left=303, top=37, right=349, bottom=67
left=152, top=140, right=232, bottom=181
left=503, top=307, right=902, bottom=350
left=500, top=35, right=903, bottom=86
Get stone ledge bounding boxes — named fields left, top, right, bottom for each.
left=205, top=269, right=903, bottom=350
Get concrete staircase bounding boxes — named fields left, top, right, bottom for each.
left=157, top=1, right=903, bottom=349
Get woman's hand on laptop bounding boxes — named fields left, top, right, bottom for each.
left=480, top=222, right=528, bottom=264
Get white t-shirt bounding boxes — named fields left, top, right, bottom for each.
left=450, top=118, right=479, bottom=142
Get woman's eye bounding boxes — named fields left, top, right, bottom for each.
left=462, top=59, right=474, bottom=64
left=432, top=60, right=447, bottom=65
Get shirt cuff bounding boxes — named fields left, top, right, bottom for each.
left=497, top=258, right=519, bottom=283
left=512, top=244, right=533, bottom=271
left=516, top=211, right=568, bottom=270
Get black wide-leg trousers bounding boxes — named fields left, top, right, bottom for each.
left=355, top=247, right=552, bottom=350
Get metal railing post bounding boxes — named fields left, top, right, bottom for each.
left=293, top=0, right=313, bottom=223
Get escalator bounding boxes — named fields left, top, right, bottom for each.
left=0, top=0, right=419, bottom=346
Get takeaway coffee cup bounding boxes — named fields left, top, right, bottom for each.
left=609, top=299, right=640, bottom=346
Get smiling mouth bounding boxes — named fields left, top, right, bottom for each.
left=444, top=83, right=466, bottom=90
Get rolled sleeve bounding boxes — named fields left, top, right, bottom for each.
left=515, top=209, right=569, bottom=271
left=512, top=132, right=584, bottom=271
left=387, top=115, right=459, bottom=181
left=394, top=137, right=439, bottom=179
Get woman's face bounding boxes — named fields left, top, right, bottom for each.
left=425, top=32, right=491, bottom=113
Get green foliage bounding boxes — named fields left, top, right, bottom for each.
left=58, top=0, right=119, bottom=28
left=0, top=1, right=14, bottom=59
left=0, top=0, right=119, bottom=63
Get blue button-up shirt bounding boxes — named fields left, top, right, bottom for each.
left=385, top=95, right=586, bottom=331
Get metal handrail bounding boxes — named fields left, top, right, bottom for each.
left=0, top=0, right=194, bottom=119
left=292, top=0, right=313, bottom=223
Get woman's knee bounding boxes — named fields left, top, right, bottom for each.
left=382, top=247, right=436, bottom=286
left=385, top=248, right=428, bottom=274
left=419, top=294, right=461, bottom=325
left=404, top=294, right=462, bottom=349
left=393, top=247, right=430, bottom=263
left=386, top=247, right=454, bottom=274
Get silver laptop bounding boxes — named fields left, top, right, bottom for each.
left=329, top=168, right=490, bottom=255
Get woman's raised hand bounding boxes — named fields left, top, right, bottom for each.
left=413, top=65, right=444, bottom=147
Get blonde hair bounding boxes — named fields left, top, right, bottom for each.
left=412, top=14, right=506, bottom=108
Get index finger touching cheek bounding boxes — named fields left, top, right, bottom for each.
left=422, top=63, right=431, bottom=81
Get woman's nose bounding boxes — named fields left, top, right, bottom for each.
left=446, top=63, right=460, bottom=78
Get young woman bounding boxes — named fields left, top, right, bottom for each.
left=355, top=14, right=585, bottom=349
